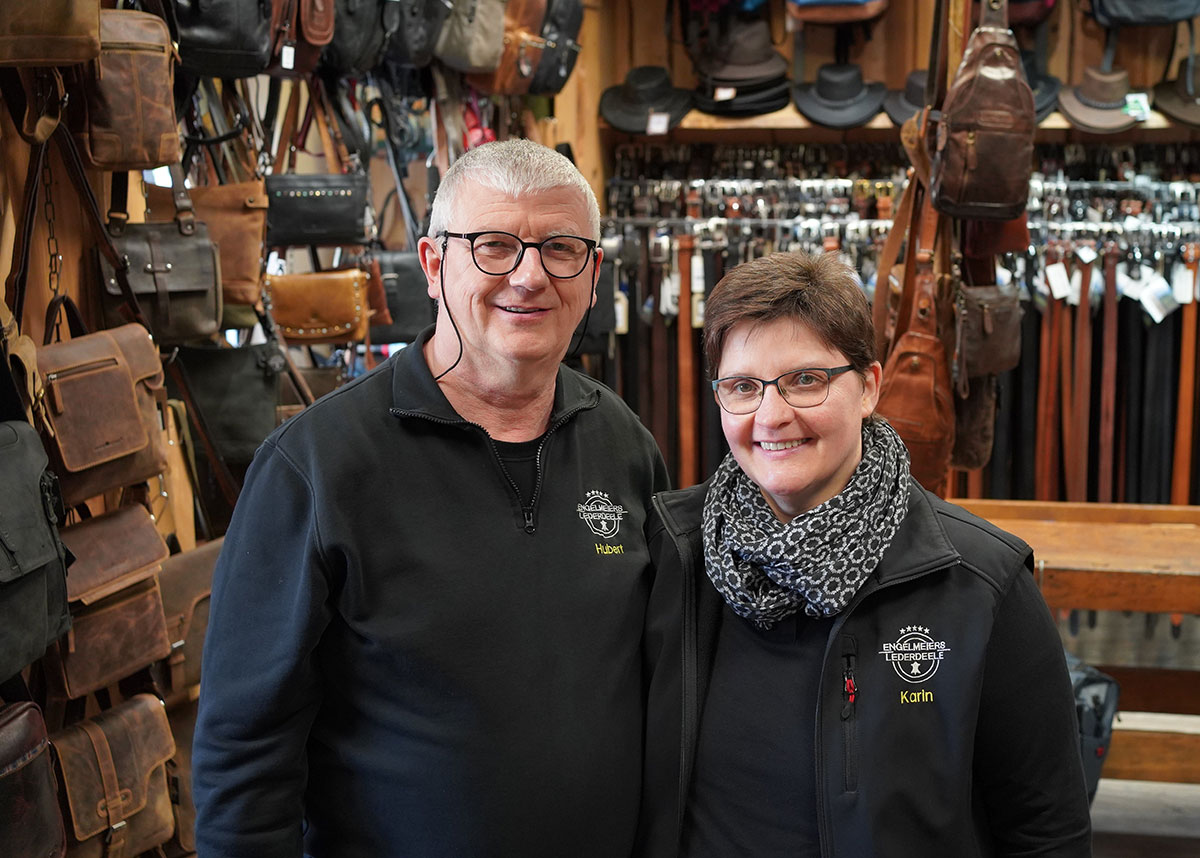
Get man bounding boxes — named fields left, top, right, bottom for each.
left=192, top=140, right=670, bottom=857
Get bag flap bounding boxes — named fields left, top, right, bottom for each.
left=51, top=694, right=174, bottom=843
left=264, top=270, right=367, bottom=332
left=107, top=324, right=163, bottom=386
left=157, top=538, right=222, bottom=644
left=145, top=180, right=269, bottom=221
left=37, top=331, right=148, bottom=473
left=99, top=8, right=171, bottom=51
left=59, top=505, right=167, bottom=605
left=300, top=0, right=335, bottom=45
left=0, top=420, right=60, bottom=584
left=101, top=226, right=220, bottom=298
left=265, top=171, right=369, bottom=195
left=0, top=700, right=49, bottom=770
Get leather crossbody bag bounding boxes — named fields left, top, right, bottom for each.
left=323, top=0, right=402, bottom=76
left=434, top=0, right=509, bottom=73
left=529, top=0, right=583, bottom=95
left=464, top=0, right=547, bottom=95
left=267, top=0, right=335, bottom=76
left=954, top=281, right=1023, bottom=384
left=99, top=168, right=223, bottom=347
left=395, top=0, right=453, bottom=66
left=0, top=0, right=100, bottom=67
left=368, top=250, right=436, bottom=343
left=174, top=0, right=273, bottom=78
left=152, top=538, right=222, bottom=706
left=67, top=8, right=180, bottom=171
left=263, top=269, right=370, bottom=344
left=0, top=697, right=66, bottom=858
left=50, top=694, right=176, bottom=858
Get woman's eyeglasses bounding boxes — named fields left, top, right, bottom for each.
left=711, top=366, right=855, bottom=414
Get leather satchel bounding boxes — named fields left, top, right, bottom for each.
left=369, top=250, right=436, bottom=343
left=174, top=0, right=273, bottom=78
left=68, top=9, right=181, bottom=171
left=950, top=373, right=997, bottom=470
left=0, top=700, right=66, bottom=858
left=0, top=0, right=100, bottom=67
left=323, top=0, right=402, bottom=76
left=930, top=0, right=1034, bottom=221
left=50, top=694, right=176, bottom=858
left=267, top=0, right=336, bottom=76
left=153, top=538, right=222, bottom=705
left=464, top=0, right=548, bottom=95
left=36, top=301, right=169, bottom=510
left=954, top=281, right=1022, bottom=386
left=395, top=0, right=453, bottom=66
left=0, top=420, right=72, bottom=684
left=99, top=170, right=223, bottom=347
left=43, top=504, right=170, bottom=700
left=146, top=178, right=269, bottom=307
left=528, top=0, right=582, bottom=95
left=434, top=0, right=509, bottom=73
left=263, top=269, right=370, bottom=344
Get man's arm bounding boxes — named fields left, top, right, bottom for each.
left=192, top=441, right=333, bottom=858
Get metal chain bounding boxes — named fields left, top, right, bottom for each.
left=41, top=154, right=62, bottom=305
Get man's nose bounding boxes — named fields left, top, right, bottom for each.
left=508, top=245, right=549, bottom=287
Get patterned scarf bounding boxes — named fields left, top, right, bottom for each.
left=702, top=419, right=911, bottom=629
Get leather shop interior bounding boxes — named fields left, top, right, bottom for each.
left=1, top=0, right=1198, bottom=855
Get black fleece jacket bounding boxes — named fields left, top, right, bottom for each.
left=639, top=478, right=1093, bottom=858
left=192, top=329, right=669, bottom=858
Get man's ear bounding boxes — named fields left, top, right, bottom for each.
left=589, top=247, right=604, bottom=308
left=418, top=236, right=442, bottom=300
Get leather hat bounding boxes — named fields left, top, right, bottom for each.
left=1057, top=66, right=1149, bottom=134
left=793, top=63, right=886, bottom=128
left=694, top=78, right=792, bottom=117
left=599, top=66, right=693, bottom=134
left=696, top=16, right=788, bottom=84
left=883, top=69, right=926, bottom=127
left=1154, top=59, right=1200, bottom=127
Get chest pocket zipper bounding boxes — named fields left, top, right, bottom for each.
left=841, top=635, right=859, bottom=793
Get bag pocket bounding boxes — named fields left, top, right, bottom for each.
left=956, top=282, right=1023, bottom=379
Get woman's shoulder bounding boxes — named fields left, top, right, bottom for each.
left=919, top=487, right=1034, bottom=586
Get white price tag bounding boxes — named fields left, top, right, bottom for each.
left=613, top=290, right=629, bottom=335
left=1116, top=264, right=1154, bottom=300
left=1045, top=262, right=1071, bottom=300
left=1075, top=245, right=1098, bottom=266
left=692, top=247, right=706, bottom=293
left=692, top=293, right=705, bottom=328
left=714, top=87, right=737, bottom=102
left=1068, top=268, right=1083, bottom=306
left=281, top=42, right=296, bottom=70
left=645, top=111, right=670, bottom=136
left=1172, top=264, right=1196, bottom=305
left=1140, top=273, right=1179, bottom=323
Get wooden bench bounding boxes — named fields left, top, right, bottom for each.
left=957, top=500, right=1200, bottom=784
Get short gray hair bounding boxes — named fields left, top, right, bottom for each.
left=427, top=139, right=601, bottom=240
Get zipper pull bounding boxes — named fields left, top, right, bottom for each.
left=523, top=509, right=535, bottom=534
left=840, top=635, right=858, bottom=720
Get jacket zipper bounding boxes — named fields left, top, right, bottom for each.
left=840, top=635, right=858, bottom=793
left=45, top=357, right=119, bottom=383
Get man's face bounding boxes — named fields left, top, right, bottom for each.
left=419, top=184, right=599, bottom=371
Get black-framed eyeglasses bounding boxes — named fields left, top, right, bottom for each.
left=440, top=230, right=598, bottom=279
left=711, top=366, right=855, bottom=414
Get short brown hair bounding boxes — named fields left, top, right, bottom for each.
left=703, top=251, right=876, bottom=377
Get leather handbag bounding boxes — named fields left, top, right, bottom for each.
left=464, top=0, right=547, bottom=95
left=0, top=700, right=66, bottom=858
left=434, top=0, right=509, bottom=73
left=954, top=281, right=1023, bottom=384
left=153, top=538, right=222, bottom=705
left=528, top=0, right=582, bottom=95
left=35, top=300, right=169, bottom=510
left=950, top=373, right=997, bottom=470
left=263, top=269, right=370, bottom=344
left=174, top=341, right=287, bottom=466
left=173, top=0, right=273, bottom=78
left=267, top=0, right=336, bottom=75
left=322, top=0, right=402, bottom=76
left=43, top=504, right=170, bottom=700
left=395, top=0, right=453, bottom=66
left=930, top=0, right=1035, bottom=221
left=146, top=178, right=269, bottom=307
left=50, top=694, right=176, bottom=858
left=369, top=250, right=435, bottom=343
left=0, top=420, right=72, bottom=684
left=0, top=0, right=100, bottom=67
left=67, top=9, right=181, bottom=171
left=99, top=169, right=223, bottom=347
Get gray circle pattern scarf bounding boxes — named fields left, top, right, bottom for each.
left=702, top=419, right=912, bottom=629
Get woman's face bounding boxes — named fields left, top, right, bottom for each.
left=716, top=316, right=881, bottom=522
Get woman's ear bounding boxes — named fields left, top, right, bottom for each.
left=861, top=361, right=883, bottom=418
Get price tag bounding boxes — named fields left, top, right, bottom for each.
left=1067, top=268, right=1083, bottom=306
left=613, top=290, right=629, bottom=335
left=1045, top=261, right=1071, bottom=300
left=1140, top=273, right=1179, bottom=323
left=1173, top=263, right=1196, bottom=305
left=692, top=293, right=705, bottom=328
left=645, top=111, right=670, bottom=136
left=1124, top=92, right=1151, bottom=120
left=1075, top=245, right=1097, bottom=266
left=281, top=42, right=296, bottom=70
left=714, top=87, right=737, bottom=102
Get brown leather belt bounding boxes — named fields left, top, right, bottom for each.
left=1172, top=243, right=1199, bottom=504
left=675, top=233, right=699, bottom=488
left=1097, top=245, right=1120, bottom=502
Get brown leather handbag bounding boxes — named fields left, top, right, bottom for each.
left=930, top=0, right=1035, bottom=220
left=0, top=0, right=100, bottom=67
left=68, top=9, right=180, bottom=171
left=464, top=0, right=548, bottom=95
left=153, top=538, right=222, bottom=706
left=0, top=700, right=66, bottom=858
left=50, top=694, right=176, bottom=858
left=954, top=280, right=1023, bottom=387
left=35, top=299, right=169, bottom=510
left=146, top=179, right=269, bottom=307
left=42, top=505, right=170, bottom=701
left=267, top=0, right=336, bottom=76
left=263, top=269, right=370, bottom=344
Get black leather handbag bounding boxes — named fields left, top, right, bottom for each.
left=172, top=0, right=273, bottom=78
left=529, top=0, right=583, bottom=95
left=394, top=0, right=453, bottom=66
left=322, top=0, right=402, bottom=76
left=99, top=169, right=223, bottom=346
left=369, top=250, right=436, bottom=343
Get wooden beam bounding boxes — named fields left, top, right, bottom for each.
left=1094, top=667, right=1200, bottom=717
left=1104, top=730, right=1200, bottom=783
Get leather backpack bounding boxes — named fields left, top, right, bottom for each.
left=173, top=0, right=273, bottom=78
left=394, top=0, right=453, bottom=66
left=930, top=0, right=1034, bottom=221
left=528, top=0, right=582, bottom=95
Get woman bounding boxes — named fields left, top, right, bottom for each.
left=640, top=252, right=1092, bottom=858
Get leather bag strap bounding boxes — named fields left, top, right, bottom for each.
left=78, top=719, right=129, bottom=858
left=274, top=80, right=304, bottom=174
left=3, top=138, right=48, bottom=330
left=165, top=358, right=243, bottom=509
left=872, top=171, right=917, bottom=361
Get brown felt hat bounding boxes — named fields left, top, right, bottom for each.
left=1057, top=66, right=1150, bottom=134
